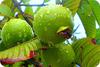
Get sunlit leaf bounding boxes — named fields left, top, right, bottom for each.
left=24, top=6, right=34, bottom=17
left=2, top=0, right=13, bottom=8
left=0, top=4, right=14, bottom=17
left=82, top=45, right=100, bottom=67
left=77, top=0, right=96, bottom=38
left=35, top=6, right=41, bottom=13
left=44, top=0, right=49, bottom=2
left=72, top=38, right=100, bottom=66
left=62, top=0, right=81, bottom=15
left=88, top=0, right=100, bottom=26
left=0, top=38, right=42, bottom=64
left=24, top=6, right=34, bottom=26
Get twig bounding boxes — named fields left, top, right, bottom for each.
left=12, top=0, right=33, bottom=27
left=73, top=24, right=80, bottom=34
left=19, top=4, right=46, bottom=6
left=19, top=0, right=22, bottom=4
left=12, top=0, right=24, bottom=16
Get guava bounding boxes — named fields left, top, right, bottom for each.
left=1, top=18, right=33, bottom=48
left=42, top=42, right=75, bottom=67
left=33, top=5, right=74, bottom=44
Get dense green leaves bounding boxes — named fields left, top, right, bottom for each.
left=78, top=0, right=96, bottom=38
left=88, top=0, right=100, bottom=26
left=0, top=4, right=14, bottom=17
left=0, top=0, right=100, bottom=66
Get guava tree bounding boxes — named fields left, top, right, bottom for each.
left=0, top=0, right=100, bottom=67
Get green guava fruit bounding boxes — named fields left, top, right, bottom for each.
left=1, top=18, right=33, bottom=48
left=42, top=42, right=75, bottom=67
left=33, top=5, right=74, bottom=44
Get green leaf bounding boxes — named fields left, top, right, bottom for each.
left=2, top=0, right=13, bottom=8
left=22, top=0, right=30, bottom=4
left=72, top=38, right=98, bottom=65
left=0, top=30, right=1, bottom=39
left=72, top=38, right=100, bottom=67
left=88, top=0, right=100, bottom=26
left=24, top=6, right=34, bottom=17
left=35, top=6, right=41, bottom=13
left=96, top=28, right=100, bottom=44
left=77, top=0, right=96, bottom=38
left=0, top=4, right=14, bottom=17
left=24, top=6, right=34, bottom=26
left=62, top=0, right=81, bottom=15
left=44, top=0, right=49, bottom=2
left=82, top=45, right=100, bottom=67
left=0, top=38, right=41, bottom=60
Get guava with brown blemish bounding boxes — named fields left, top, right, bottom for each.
left=33, top=5, right=74, bottom=44
left=1, top=19, right=33, bottom=49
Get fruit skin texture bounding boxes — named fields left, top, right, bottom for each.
left=42, top=43, right=75, bottom=67
left=33, top=5, right=73, bottom=44
left=1, top=19, right=33, bottom=48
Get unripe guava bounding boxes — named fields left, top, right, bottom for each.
left=33, top=5, right=74, bottom=44
left=1, top=19, right=33, bottom=47
left=43, top=42, right=75, bottom=67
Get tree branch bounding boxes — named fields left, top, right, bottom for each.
left=12, top=0, right=33, bottom=27
left=19, top=4, right=46, bottom=6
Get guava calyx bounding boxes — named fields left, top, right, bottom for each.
left=57, top=26, right=72, bottom=39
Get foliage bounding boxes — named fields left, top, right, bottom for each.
left=0, top=0, right=100, bottom=67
